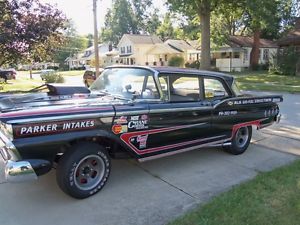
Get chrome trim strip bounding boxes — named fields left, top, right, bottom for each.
left=138, top=138, right=231, bottom=162
left=5, top=160, right=37, bottom=182
left=149, top=106, right=213, bottom=114
left=7, top=112, right=114, bottom=124
left=116, top=110, right=149, bottom=116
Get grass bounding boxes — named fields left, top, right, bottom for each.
left=18, top=70, right=84, bottom=77
left=0, top=77, right=44, bottom=93
left=168, top=159, right=300, bottom=225
left=233, top=71, right=300, bottom=93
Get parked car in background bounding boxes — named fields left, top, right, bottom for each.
left=83, top=68, right=104, bottom=87
left=0, top=66, right=282, bottom=199
left=40, top=69, right=55, bottom=80
left=0, top=68, right=17, bottom=82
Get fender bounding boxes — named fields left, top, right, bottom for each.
left=13, top=129, right=137, bottom=158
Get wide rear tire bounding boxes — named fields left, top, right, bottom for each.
left=225, top=126, right=252, bottom=155
left=56, top=142, right=111, bottom=199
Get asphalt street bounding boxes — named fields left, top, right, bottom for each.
left=0, top=86, right=299, bottom=225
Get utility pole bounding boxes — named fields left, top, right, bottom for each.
left=93, top=0, right=100, bottom=78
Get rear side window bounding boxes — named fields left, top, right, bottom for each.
left=170, top=76, right=200, bottom=102
left=204, top=78, right=229, bottom=100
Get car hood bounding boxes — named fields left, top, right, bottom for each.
left=0, top=90, right=128, bottom=123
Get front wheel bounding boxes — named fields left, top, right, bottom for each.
left=225, top=126, right=252, bottom=155
left=56, top=142, right=111, bottom=199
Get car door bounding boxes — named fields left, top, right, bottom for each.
left=143, top=73, right=222, bottom=158
left=203, top=76, right=236, bottom=140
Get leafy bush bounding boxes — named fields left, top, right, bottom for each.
left=168, top=56, right=184, bottom=67
left=185, top=60, right=200, bottom=69
left=42, top=72, right=64, bottom=83
left=269, top=47, right=300, bottom=76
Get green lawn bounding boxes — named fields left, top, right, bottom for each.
left=0, top=77, right=44, bottom=93
left=233, top=71, right=300, bottom=93
left=168, top=159, right=300, bottom=225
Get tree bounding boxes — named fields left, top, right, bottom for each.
left=101, top=0, right=138, bottom=46
left=145, top=10, right=162, bottom=35
left=53, top=22, right=88, bottom=69
left=0, top=0, right=67, bottom=67
left=167, top=0, right=223, bottom=70
left=156, top=13, right=176, bottom=41
left=101, top=0, right=155, bottom=46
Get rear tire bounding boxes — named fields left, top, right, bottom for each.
left=56, top=142, right=111, bottom=199
left=225, top=126, right=252, bottom=155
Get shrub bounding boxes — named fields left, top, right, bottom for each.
left=43, top=72, right=65, bottom=83
left=269, top=47, right=300, bottom=76
left=185, top=60, right=200, bottom=69
left=168, top=56, right=184, bottom=67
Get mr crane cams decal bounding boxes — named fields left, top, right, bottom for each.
left=112, top=114, right=149, bottom=134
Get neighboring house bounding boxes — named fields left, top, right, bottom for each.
left=117, top=34, right=201, bottom=66
left=278, top=18, right=300, bottom=75
left=212, top=36, right=278, bottom=72
left=145, top=43, right=182, bottom=66
left=65, top=43, right=116, bottom=70
left=117, top=34, right=163, bottom=65
left=165, top=39, right=201, bottom=63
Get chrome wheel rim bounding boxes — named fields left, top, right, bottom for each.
left=74, top=155, right=105, bottom=191
left=235, top=127, right=249, bottom=148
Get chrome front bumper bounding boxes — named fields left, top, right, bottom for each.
left=0, top=130, right=37, bottom=182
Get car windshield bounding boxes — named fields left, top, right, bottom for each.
left=89, top=68, right=156, bottom=99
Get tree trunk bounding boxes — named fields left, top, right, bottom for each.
left=250, top=29, right=261, bottom=70
left=199, top=1, right=211, bottom=70
left=30, top=65, right=33, bottom=79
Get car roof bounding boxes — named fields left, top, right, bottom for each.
left=105, top=65, right=233, bottom=81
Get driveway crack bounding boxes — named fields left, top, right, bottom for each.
left=128, top=160, right=198, bottom=200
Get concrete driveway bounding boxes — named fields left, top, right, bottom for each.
left=0, top=92, right=299, bottom=225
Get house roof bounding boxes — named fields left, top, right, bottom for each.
left=165, top=39, right=196, bottom=52
left=146, top=43, right=182, bottom=55
left=227, top=35, right=278, bottom=48
left=278, top=18, right=300, bottom=46
left=186, top=40, right=201, bottom=50
left=122, top=34, right=163, bottom=45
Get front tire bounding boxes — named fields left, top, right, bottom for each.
left=225, top=126, right=252, bottom=155
left=56, top=142, right=111, bottom=199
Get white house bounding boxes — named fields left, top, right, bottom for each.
left=165, top=39, right=201, bottom=63
left=117, top=34, right=201, bottom=66
left=117, top=34, right=163, bottom=65
left=213, top=36, right=278, bottom=72
left=65, top=43, right=117, bottom=70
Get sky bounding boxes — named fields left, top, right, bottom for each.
left=40, top=0, right=167, bottom=35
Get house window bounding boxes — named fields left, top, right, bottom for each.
left=120, top=47, right=125, bottom=54
left=244, top=49, right=248, bottom=61
left=165, top=54, right=168, bottom=61
left=126, top=46, right=132, bottom=53
left=221, top=52, right=227, bottom=58
left=263, top=49, right=269, bottom=61
left=234, top=52, right=240, bottom=58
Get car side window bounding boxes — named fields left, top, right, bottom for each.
left=170, top=76, right=201, bottom=102
left=142, top=75, right=159, bottom=99
left=204, top=78, right=229, bottom=100
left=158, top=76, right=169, bottom=101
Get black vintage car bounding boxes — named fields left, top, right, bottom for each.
left=0, top=66, right=282, bottom=199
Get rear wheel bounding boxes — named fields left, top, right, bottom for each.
left=225, top=126, right=252, bottom=155
left=56, top=142, right=111, bottom=199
